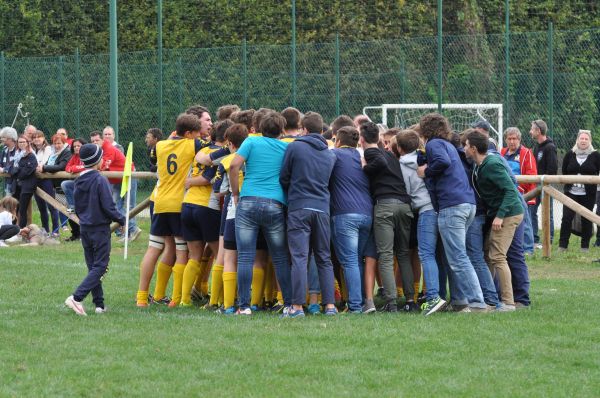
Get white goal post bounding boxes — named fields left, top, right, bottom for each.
left=363, top=103, right=504, bottom=148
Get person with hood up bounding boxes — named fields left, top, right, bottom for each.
left=280, top=112, right=337, bottom=317
left=64, top=143, right=125, bottom=316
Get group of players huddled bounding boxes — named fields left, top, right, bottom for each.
left=135, top=104, right=530, bottom=317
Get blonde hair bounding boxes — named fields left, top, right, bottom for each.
left=573, top=129, right=594, bottom=152
left=0, top=196, right=19, bottom=222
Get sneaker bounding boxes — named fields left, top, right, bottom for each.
left=535, top=243, right=543, bottom=250
left=270, top=301, right=285, bottom=313
left=179, top=302, right=192, bottom=308
left=95, top=307, right=106, bottom=314
left=202, top=303, right=220, bottom=311
left=236, top=307, right=252, bottom=315
left=421, top=297, right=447, bottom=316
left=470, top=306, right=492, bottom=314
left=250, top=305, right=263, bottom=312
left=307, top=303, right=321, bottom=315
left=324, top=306, right=338, bottom=316
left=362, top=299, right=376, bottom=314
left=66, top=207, right=75, bottom=214
left=496, top=303, right=516, bottom=312
left=417, top=291, right=427, bottom=305
left=6, top=235, right=21, bottom=243
left=0, top=240, right=8, bottom=247
left=402, top=301, right=419, bottom=313
left=378, top=301, right=398, bottom=313
left=148, top=294, right=171, bottom=305
left=65, top=235, right=80, bottom=242
left=191, top=287, right=208, bottom=306
left=457, top=306, right=471, bottom=313
left=217, top=306, right=236, bottom=315
left=65, top=295, right=87, bottom=316
left=167, top=300, right=180, bottom=308
left=128, top=227, right=142, bottom=242
left=515, top=302, right=530, bottom=310
left=281, top=307, right=305, bottom=318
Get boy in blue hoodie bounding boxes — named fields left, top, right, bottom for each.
left=64, top=144, right=125, bottom=316
left=280, top=112, right=337, bottom=317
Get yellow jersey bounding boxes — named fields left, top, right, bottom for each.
left=153, top=137, right=205, bottom=213
left=183, top=144, right=222, bottom=210
left=280, top=135, right=298, bottom=143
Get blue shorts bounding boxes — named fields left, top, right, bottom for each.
left=219, top=194, right=231, bottom=236
left=363, top=229, right=378, bottom=259
left=181, top=203, right=221, bottom=242
left=223, top=218, right=236, bottom=250
left=150, top=212, right=182, bottom=237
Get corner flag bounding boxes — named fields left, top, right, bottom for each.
left=120, top=142, right=133, bottom=198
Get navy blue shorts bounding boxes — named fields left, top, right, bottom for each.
left=219, top=194, right=231, bottom=236
left=363, top=229, right=378, bottom=259
left=150, top=212, right=182, bottom=237
left=223, top=218, right=236, bottom=250
left=181, top=203, right=221, bottom=242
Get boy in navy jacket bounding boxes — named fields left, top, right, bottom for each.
left=64, top=144, right=125, bottom=316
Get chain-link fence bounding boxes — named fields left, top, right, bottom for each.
left=1, top=27, right=600, bottom=173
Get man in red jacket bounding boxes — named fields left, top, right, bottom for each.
left=500, top=127, right=537, bottom=255
left=90, top=131, right=141, bottom=242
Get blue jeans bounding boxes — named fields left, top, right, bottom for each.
left=466, top=215, right=499, bottom=306
left=438, top=203, right=485, bottom=308
left=235, top=197, right=292, bottom=308
left=331, top=213, right=372, bottom=312
left=111, top=178, right=138, bottom=234
left=61, top=180, right=75, bottom=207
left=416, top=210, right=441, bottom=302
left=307, top=255, right=320, bottom=295
left=522, top=199, right=534, bottom=254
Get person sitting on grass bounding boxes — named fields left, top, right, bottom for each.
left=64, top=143, right=125, bottom=316
left=0, top=196, right=20, bottom=247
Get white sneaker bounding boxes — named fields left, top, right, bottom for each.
left=65, top=295, right=87, bottom=316
left=95, top=307, right=107, bottom=314
left=6, top=235, right=21, bottom=243
left=235, top=307, right=252, bottom=315
left=128, top=227, right=142, bottom=242
left=496, top=303, right=516, bottom=312
left=0, top=240, right=8, bottom=247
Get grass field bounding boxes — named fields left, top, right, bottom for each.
left=2, top=222, right=600, bottom=397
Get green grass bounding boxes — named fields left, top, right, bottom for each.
left=2, top=223, right=600, bottom=397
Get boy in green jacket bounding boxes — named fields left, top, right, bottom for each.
left=464, top=130, right=523, bottom=312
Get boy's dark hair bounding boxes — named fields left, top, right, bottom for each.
left=331, top=115, right=354, bottom=136
left=384, top=127, right=401, bottom=138
left=211, top=119, right=233, bottom=143
left=146, top=128, right=163, bottom=141
left=70, top=138, right=88, bottom=154
left=336, top=126, right=359, bottom=148
left=185, top=105, right=209, bottom=119
left=175, top=113, right=201, bottom=136
left=89, top=130, right=101, bottom=139
left=301, top=111, right=324, bottom=134
left=359, top=122, right=380, bottom=144
left=532, top=119, right=548, bottom=135
left=465, top=130, right=489, bottom=155
left=419, top=113, right=451, bottom=141
left=259, top=111, right=285, bottom=138
left=252, top=108, right=274, bottom=132
left=217, top=104, right=241, bottom=121
left=225, top=123, right=249, bottom=148
left=230, top=109, right=255, bottom=131
left=322, top=128, right=333, bottom=140
left=281, top=107, right=301, bottom=130
left=396, top=130, right=420, bottom=153
left=449, top=131, right=461, bottom=148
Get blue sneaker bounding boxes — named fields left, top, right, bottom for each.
left=250, top=305, right=262, bottom=312
left=307, top=303, right=321, bottom=315
left=324, top=307, right=338, bottom=316
left=218, top=306, right=236, bottom=315
left=281, top=307, right=305, bottom=318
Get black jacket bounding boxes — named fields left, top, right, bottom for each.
left=533, top=137, right=558, bottom=175
left=562, top=150, right=600, bottom=197
left=42, top=148, right=72, bottom=188
left=10, top=152, right=38, bottom=194
left=363, top=147, right=410, bottom=203
left=74, top=170, right=125, bottom=231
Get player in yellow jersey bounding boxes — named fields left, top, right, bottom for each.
left=136, top=113, right=206, bottom=307
left=177, top=120, right=233, bottom=307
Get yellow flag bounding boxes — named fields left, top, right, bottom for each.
left=120, top=142, right=133, bottom=198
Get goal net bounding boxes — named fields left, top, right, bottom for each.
left=363, top=103, right=504, bottom=148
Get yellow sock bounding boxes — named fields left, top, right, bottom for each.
left=137, top=290, right=149, bottom=306
left=251, top=267, right=265, bottom=307
left=223, top=271, right=237, bottom=309
left=397, top=287, right=404, bottom=297
left=170, top=263, right=187, bottom=305
left=413, top=282, right=421, bottom=302
left=209, top=264, right=224, bottom=306
left=181, top=259, right=201, bottom=305
left=276, top=290, right=283, bottom=304
left=194, top=257, right=210, bottom=291
left=263, top=263, right=274, bottom=302
left=152, top=262, right=172, bottom=300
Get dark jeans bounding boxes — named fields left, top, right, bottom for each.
left=18, top=191, right=34, bottom=228
left=373, top=200, right=413, bottom=303
left=560, top=192, right=596, bottom=249
left=506, top=218, right=531, bottom=306
left=34, top=179, right=59, bottom=233
left=287, top=209, right=335, bottom=306
left=0, top=224, right=19, bottom=240
left=73, top=227, right=112, bottom=308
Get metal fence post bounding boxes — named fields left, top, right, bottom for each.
left=157, top=0, right=163, bottom=130
left=437, top=0, right=443, bottom=113
left=335, top=33, right=340, bottom=116
left=75, top=48, right=81, bottom=134
left=504, top=0, right=510, bottom=127
left=547, top=21, right=554, bottom=136
left=243, top=37, right=248, bottom=109
left=109, top=0, right=119, bottom=140
left=291, top=0, right=297, bottom=107
left=0, top=52, right=4, bottom=126
left=59, top=56, right=64, bottom=128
